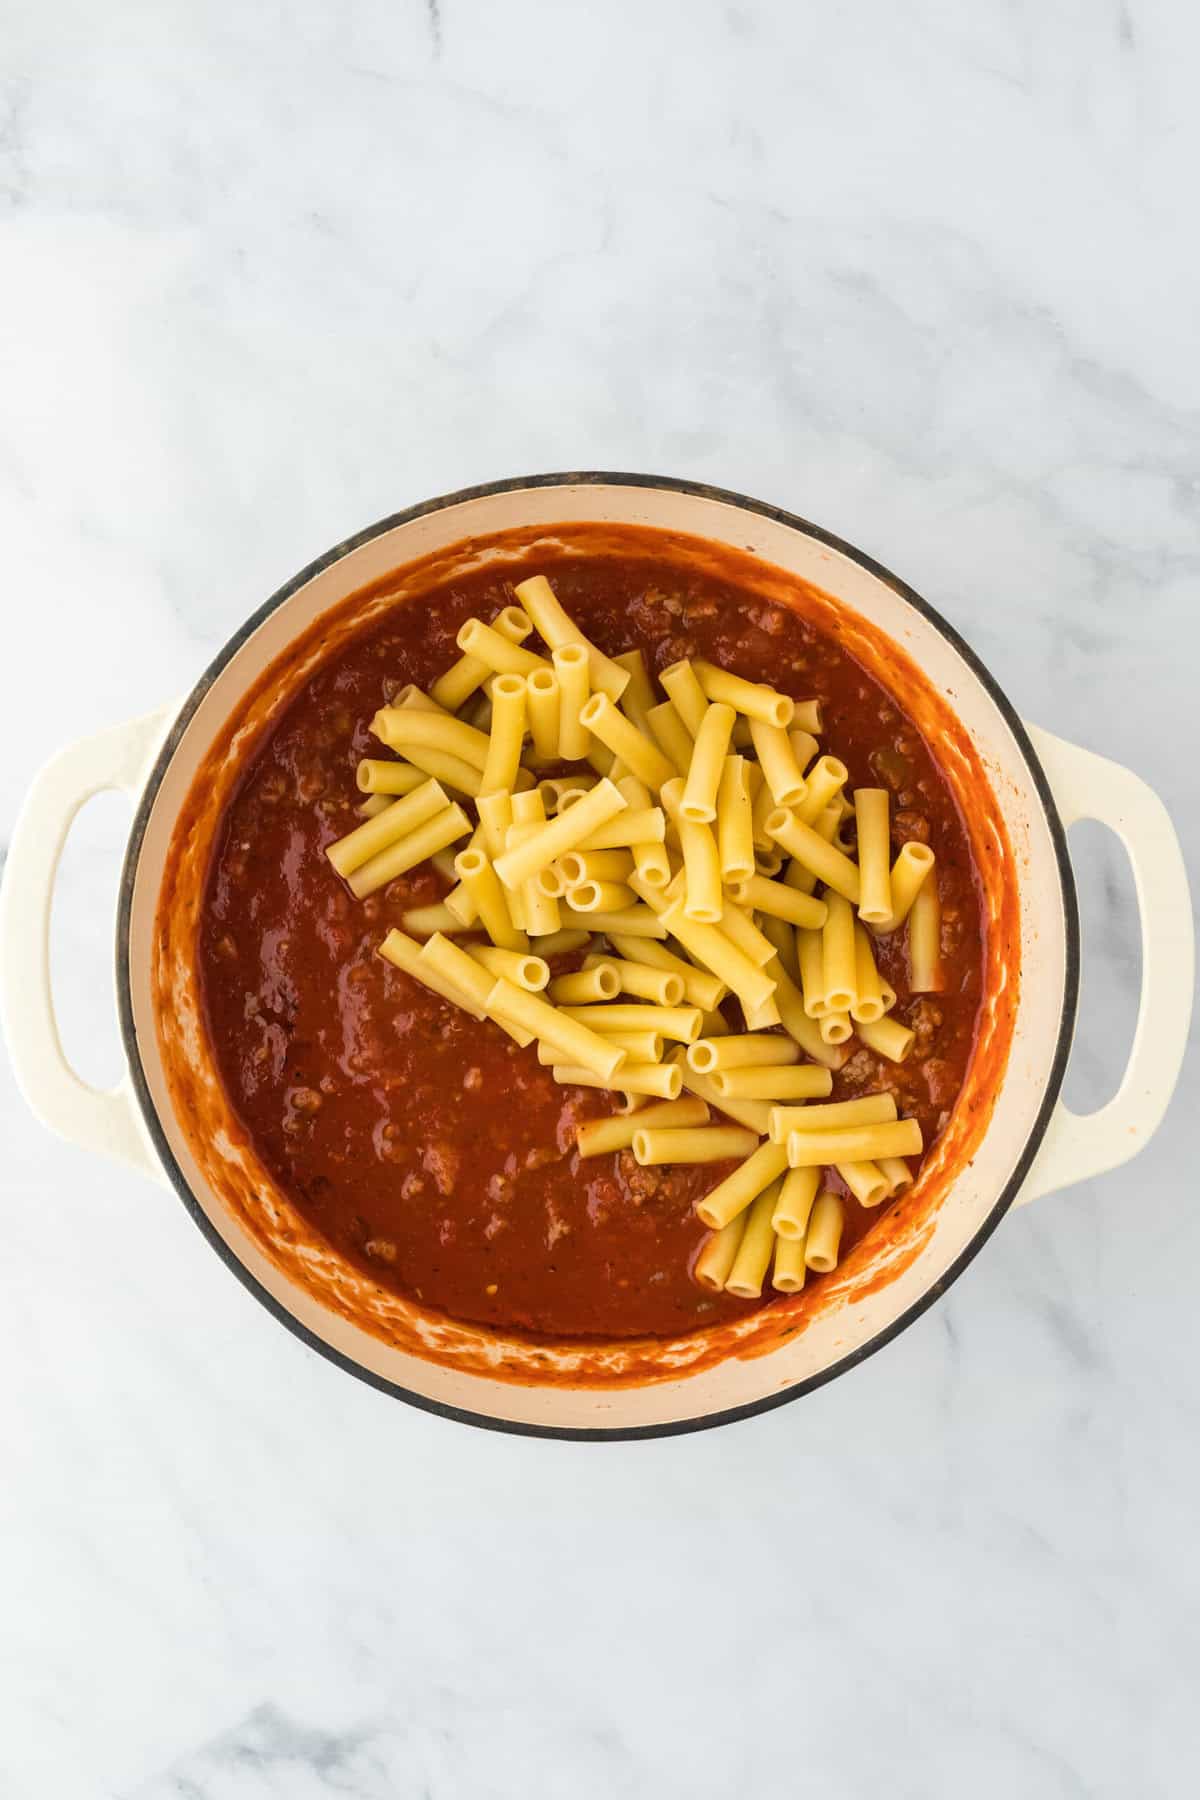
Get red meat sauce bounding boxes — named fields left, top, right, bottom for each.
left=199, top=555, right=984, bottom=1340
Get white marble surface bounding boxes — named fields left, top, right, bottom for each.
left=2, top=2, right=1198, bottom=1794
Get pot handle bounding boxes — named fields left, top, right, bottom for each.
left=1015, top=724, right=1194, bottom=1205
left=0, top=706, right=180, bottom=1183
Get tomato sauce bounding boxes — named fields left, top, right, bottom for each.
left=197, top=555, right=985, bottom=1340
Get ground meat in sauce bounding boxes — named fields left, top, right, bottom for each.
left=198, top=554, right=985, bottom=1340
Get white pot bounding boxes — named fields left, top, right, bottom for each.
left=2, top=475, right=1192, bottom=1437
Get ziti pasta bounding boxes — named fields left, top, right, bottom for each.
left=196, top=546, right=984, bottom=1339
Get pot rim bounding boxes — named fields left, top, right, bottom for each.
left=114, top=470, right=1081, bottom=1440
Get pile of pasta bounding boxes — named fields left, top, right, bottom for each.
left=325, top=573, right=943, bottom=1303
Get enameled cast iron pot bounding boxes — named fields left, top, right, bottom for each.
left=2, top=476, right=1193, bottom=1438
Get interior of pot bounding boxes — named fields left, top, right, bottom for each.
left=124, top=478, right=1067, bottom=1434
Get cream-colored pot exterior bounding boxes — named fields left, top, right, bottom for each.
left=2, top=477, right=1192, bottom=1437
